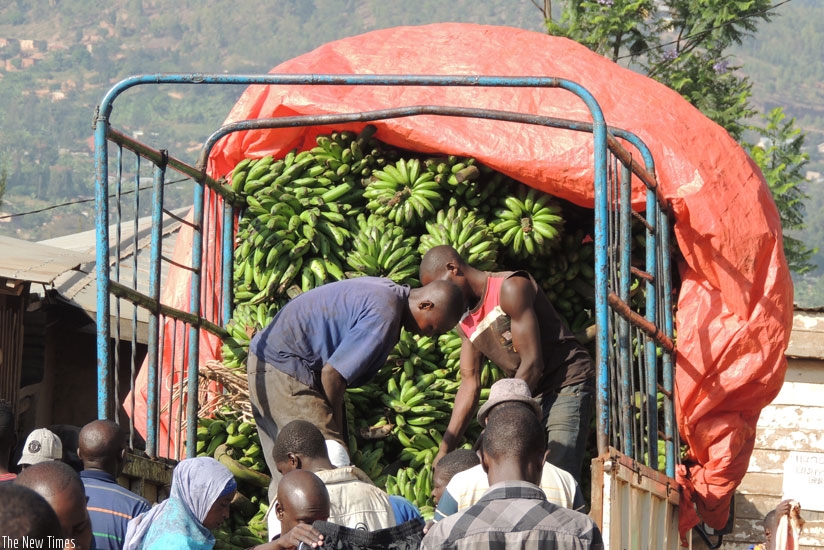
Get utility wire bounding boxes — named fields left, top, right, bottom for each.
left=615, top=0, right=793, bottom=60
left=0, top=176, right=192, bottom=220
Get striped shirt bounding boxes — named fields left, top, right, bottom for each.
left=81, top=470, right=150, bottom=550
left=421, top=481, right=603, bottom=550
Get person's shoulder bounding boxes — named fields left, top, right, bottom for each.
left=421, top=512, right=459, bottom=547
left=448, top=464, right=486, bottom=486
left=540, top=500, right=600, bottom=531
left=498, top=271, right=537, bottom=301
left=541, top=461, right=578, bottom=486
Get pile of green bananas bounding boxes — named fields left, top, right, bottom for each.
left=197, top=409, right=270, bottom=549
left=206, top=124, right=611, bottom=529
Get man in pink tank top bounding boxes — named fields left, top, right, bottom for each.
left=420, top=245, right=595, bottom=484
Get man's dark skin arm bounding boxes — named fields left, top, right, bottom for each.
left=434, top=336, right=483, bottom=466
left=251, top=524, right=325, bottom=549
left=320, top=364, right=347, bottom=435
left=499, top=275, right=544, bottom=393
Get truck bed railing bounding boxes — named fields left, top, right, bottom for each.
left=94, top=74, right=677, bottom=483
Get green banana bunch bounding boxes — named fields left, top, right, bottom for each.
left=351, top=440, right=386, bottom=482
left=526, top=227, right=596, bottom=329
left=418, top=205, right=498, bottom=271
left=196, top=410, right=272, bottom=545
left=346, top=214, right=420, bottom=284
left=363, top=157, right=444, bottom=228
left=492, top=183, right=564, bottom=259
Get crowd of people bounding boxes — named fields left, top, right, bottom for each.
left=0, top=246, right=805, bottom=548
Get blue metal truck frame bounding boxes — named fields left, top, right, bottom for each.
left=93, top=75, right=678, bottom=540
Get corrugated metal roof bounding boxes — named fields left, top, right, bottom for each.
left=0, top=236, right=93, bottom=285
left=40, top=208, right=190, bottom=344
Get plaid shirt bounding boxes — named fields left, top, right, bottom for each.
left=421, top=481, right=604, bottom=550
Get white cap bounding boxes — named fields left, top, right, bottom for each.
left=19, top=428, right=63, bottom=466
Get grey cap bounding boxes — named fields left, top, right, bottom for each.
left=476, top=378, right=542, bottom=427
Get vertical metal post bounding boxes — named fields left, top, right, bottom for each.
left=618, top=161, right=633, bottom=457
left=129, top=154, right=141, bottom=446
left=222, top=200, right=235, bottom=326
left=186, top=170, right=206, bottom=458
left=645, top=192, right=659, bottom=469
left=592, top=113, right=610, bottom=456
left=660, top=207, right=676, bottom=478
left=94, top=110, right=111, bottom=420
left=146, top=155, right=167, bottom=457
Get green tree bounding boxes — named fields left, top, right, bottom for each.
left=535, top=0, right=816, bottom=272
left=746, top=108, right=816, bottom=274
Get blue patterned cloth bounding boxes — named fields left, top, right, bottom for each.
left=122, top=457, right=235, bottom=550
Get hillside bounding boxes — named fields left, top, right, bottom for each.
left=0, top=0, right=821, bottom=300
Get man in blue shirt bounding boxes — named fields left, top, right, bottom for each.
left=247, top=276, right=464, bottom=523
left=78, top=419, right=150, bottom=550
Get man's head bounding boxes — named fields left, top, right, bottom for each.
left=419, top=244, right=474, bottom=292
left=479, top=403, right=547, bottom=486
left=405, top=279, right=464, bottom=337
left=18, top=428, right=63, bottom=469
left=762, top=509, right=777, bottom=545
left=0, top=483, right=64, bottom=541
left=78, top=419, right=126, bottom=476
left=0, top=399, right=16, bottom=471
left=273, top=420, right=332, bottom=475
left=16, top=460, right=93, bottom=550
left=275, top=469, right=330, bottom=535
left=431, top=448, right=480, bottom=505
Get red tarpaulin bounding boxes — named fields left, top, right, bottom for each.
left=133, top=23, right=793, bottom=538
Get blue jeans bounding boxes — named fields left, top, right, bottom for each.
left=540, top=378, right=595, bottom=484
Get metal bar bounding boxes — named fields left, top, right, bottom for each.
left=606, top=132, right=667, bottom=211
left=108, top=281, right=229, bottom=339
left=160, top=255, right=198, bottom=272
left=94, top=109, right=112, bottom=420
left=145, top=160, right=166, bottom=458
left=185, top=162, right=207, bottom=459
left=593, top=107, right=610, bottom=457
left=113, top=146, right=123, bottom=423
left=94, top=73, right=676, bottom=470
left=167, top=319, right=177, bottom=461
left=201, top=105, right=611, bottom=169
left=221, top=198, right=234, bottom=326
left=128, top=153, right=141, bottom=444
left=645, top=193, right=660, bottom=470
left=105, top=128, right=231, bottom=203
left=607, top=292, right=675, bottom=353
left=661, top=207, right=677, bottom=478
left=618, top=160, right=634, bottom=457
left=179, top=322, right=190, bottom=460
left=164, top=207, right=198, bottom=228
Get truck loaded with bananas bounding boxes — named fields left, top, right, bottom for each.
left=199, top=124, right=644, bottom=546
